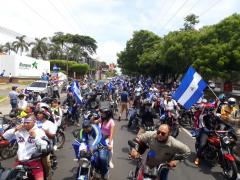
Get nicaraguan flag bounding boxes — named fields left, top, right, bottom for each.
left=71, top=80, right=83, bottom=104
left=172, top=66, right=207, bottom=109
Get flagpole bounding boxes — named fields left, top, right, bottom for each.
left=207, top=85, right=219, bottom=100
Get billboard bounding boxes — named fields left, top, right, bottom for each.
left=0, top=55, right=50, bottom=77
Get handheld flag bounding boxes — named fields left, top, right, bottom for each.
left=71, top=80, right=83, bottom=104
left=172, top=66, right=207, bottom=109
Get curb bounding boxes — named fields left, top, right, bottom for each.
left=0, top=97, right=8, bottom=103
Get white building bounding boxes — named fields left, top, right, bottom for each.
left=0, top=54, right=50, bottom=78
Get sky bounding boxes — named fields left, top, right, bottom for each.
left=0, top=0, right=239, bottom=64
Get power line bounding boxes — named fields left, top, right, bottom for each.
left=198, top=0, right=223, bottom=17
left=161, top=0, right=190, bottom=29
left=59, top=0, right=83, bottom=33
left=22, top=0, right=57, bottom=31
left=47, top=0, right=79, bottom=33
left=157, top=0, right=175, bottom=25
left=0, top=25, right=34, bottom=42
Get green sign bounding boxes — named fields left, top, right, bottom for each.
left=19, top=61, right=38, bottom=69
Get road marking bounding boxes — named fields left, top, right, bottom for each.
left=180, top=127, right=195, bottom=139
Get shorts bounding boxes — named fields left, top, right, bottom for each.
left=14, top=159, right=44, bottom=179
left=120, top=102, right=128, bottom=112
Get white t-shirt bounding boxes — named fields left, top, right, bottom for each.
left=18, top=100, right=28, bottom=110
left=164, top=99, right=177, bottom=111
left=37, top=120, right=57, bottom=136
left=3, top=125, right=48, bottom=161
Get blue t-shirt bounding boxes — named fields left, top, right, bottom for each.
left=121, top=91, right=128, bottom=102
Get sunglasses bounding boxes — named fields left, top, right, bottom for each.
left=157, top=130, right=167, bottom=136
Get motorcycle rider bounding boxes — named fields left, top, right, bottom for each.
left=137, top=99, right=156, bottom=135
left=216, top=93, right=226, bottom=115
left=62, top=91, right=79, bottom=126
left=130, top=124, right=190, bottom=180
left=51, top=99, right=63, bottom=128
left=77, top=120, right=109, bottom=179
left=2, top=116, right=48, bottom=180
left=220, top=97, right=240, bottom=162
left=36, top=108, right=57, bottom=178
left=194, top=106, right=223, bottom=166
left=94, top=108, right=115, bottom=168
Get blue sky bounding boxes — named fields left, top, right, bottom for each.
left=0, top=0, right=239, bottom=64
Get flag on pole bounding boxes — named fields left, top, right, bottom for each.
left=172, top=66, right=207, bottom=109
left=71, top=80, right=83, bottom=104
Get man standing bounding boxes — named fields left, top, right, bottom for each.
left=9, top=86, right=19, bottom=111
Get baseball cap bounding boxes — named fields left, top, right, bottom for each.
left=82, top=120, right=91, bottom=129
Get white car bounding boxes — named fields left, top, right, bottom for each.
left=25, top=80, right=51, bottom=95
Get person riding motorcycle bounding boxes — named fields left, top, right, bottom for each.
left=137, top=99, right=156, bottom=135
left=36, top=108, right=57, bottom=178
left=221, top=97, right=240, bottom=161
left=75, top=120, right=109, bottom=179
left=216, top=93, right=227, bottom=114
left=84, top=92, right=99, bottom=110
left=194, top=105, right=230, bottom=166
left=2, top=116, right=49, bottom=180
left=130, top=124, right=190, bottom=180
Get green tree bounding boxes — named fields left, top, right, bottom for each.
left=30, top=37, right=48, bottom=59
left=3, top=42, right=13, bottom=54
left=117, top=30, right=161, bottom=75
left=12, top=35, right=29, bottom=55
left=183, top=14, right=199, bottom=30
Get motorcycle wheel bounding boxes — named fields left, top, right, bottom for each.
left=10, top=141, right=18, bottom=157
left=56, top=132, right=65, bottom=149
left=223, top=158, right=238, bottom=180
left=1, top=146, right=11, bottom=159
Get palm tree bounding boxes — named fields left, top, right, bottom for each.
left=30, top=37, right=48, bottom=59
left=0, top=45, right=4, bottom=53
left=12, top=35, right=29, bottom=55
left=48, top=43, right=62, bottom=59
left=3, top=42, right=13, bottom=55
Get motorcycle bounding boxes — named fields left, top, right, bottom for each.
left=0, top=137, right=54, bottom=180
left=72, top=130, right=110, bottom=180
left=178, top=107, right=194, bottom=128
left=127, top=140, right=188, bottom=180
left=195, top=129, right=238, bottom=180
left=0, top=116, right=18, bottom=159
left=127, top=107, right=140, bottom=132
left=55, top=124, right=65, bottom=149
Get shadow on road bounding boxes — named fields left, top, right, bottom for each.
left=62, top=167, right=78, bottom=180
left=183, top=151, right=224, bottom=180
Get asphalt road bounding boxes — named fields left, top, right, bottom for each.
left=1, top=100, right=239, bottom=180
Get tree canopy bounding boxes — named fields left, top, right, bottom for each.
left=117, top=13, right=240, bottom=82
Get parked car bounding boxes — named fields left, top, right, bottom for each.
left=25, top=80, right=51, bottom=97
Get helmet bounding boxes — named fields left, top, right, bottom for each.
left=36, top=107, right=51, bottom=119
left=218, top=94, right=226, bottom=101
left=82, top=120, right=91, bottom=129
left=100, top=108, right=112, bottom=119
left=228, top=97, right=236, bottom=106
left=143, top=99, right=152, bottom=106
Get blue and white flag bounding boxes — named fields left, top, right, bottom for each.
left=71, top=80, right=83, bottom=104
left=172, top=66, right=207, bottom=109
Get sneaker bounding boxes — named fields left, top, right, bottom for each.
left=194, top=158, right=200, bottom=166
left=109, top=161, right=114, bottom=168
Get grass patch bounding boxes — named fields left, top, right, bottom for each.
left=0, top=96, right=7, bottom=101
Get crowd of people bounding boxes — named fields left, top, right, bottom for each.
left=0, top=75, right=239, bottom=180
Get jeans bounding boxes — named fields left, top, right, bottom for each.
left=159, top=168, right=169, bottom=180
left=10, top=99, right=17, bottom=110
left=93, top=148, right=109, bottom=176
left=196, top=128, right=209, bottom=158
